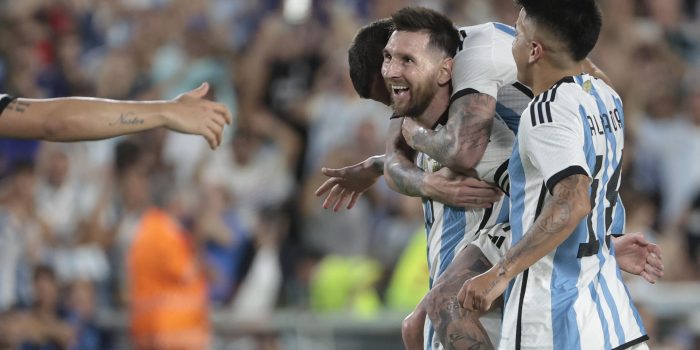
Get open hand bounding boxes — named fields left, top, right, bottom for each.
left=167, top=82, right=233, bottom=150
left=613, top=233, right=664, bottom=284
left=315, top=156, right=382, bottom=211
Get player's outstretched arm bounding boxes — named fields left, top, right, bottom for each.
left=459, top=174, right=591, bottom=312
left=401, top=92, right=497, bottom=174
left=315, top=155, right=385, bottom=211
left=612, top=233, right=664, bottom=283
left=0, top=83, right=232, bottom=148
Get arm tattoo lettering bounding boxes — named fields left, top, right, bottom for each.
left=109, top=112, right=145, bottom=126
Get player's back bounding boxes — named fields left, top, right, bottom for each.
left=502, top=74, right=647, bottom=349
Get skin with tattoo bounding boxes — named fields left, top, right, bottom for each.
left=0, top=82, right=231, bottom=148
left=402, top=93, right=496, bottom=174
left=459, top=174, right=591, bottom=312
left=428, top=245, right=497, bottom=350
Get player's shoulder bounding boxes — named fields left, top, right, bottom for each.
left=457, top=22, right=515, bottom=51
left=524, top=76, right=583, bottom=128
left=457, top=22, right=515, bottom=39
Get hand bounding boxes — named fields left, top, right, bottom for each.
left=423, top=167, right=502, bottom=208
left=612, top=233, right=664, bottom=284
left=166, top=82, right=233, bottom=150
left=401, top=117, right=423, bottom=149
left=458, top=267, right=509, bottom=312
left=314, top=156, right=382, bottom=211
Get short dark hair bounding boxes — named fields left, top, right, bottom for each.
left=348, top=18, right=393, bottom=99
left=516, top=0, right=602, bottom=61
left=391, top=7, right=459, bottom=58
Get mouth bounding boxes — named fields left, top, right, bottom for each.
left=390, top=84, right=410, bottom=100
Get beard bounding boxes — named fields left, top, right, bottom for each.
left=389, top=81, right=438, bottom=118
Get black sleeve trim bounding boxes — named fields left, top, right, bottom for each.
left=0, top=95, right=18, bottom=116
left=512, top=82, right=534, bottom=99
left=450, top=88, right=480, bottom=105
left=545, top=165, right=588, bottom=195
left=611, top=335, right=649, bottom=350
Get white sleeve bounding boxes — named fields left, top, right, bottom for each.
left=451, top=27, right=517, bottom=99
left=522, top=102, right=590, bottom=194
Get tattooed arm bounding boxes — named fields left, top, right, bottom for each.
left=385, top=117, right=425, bottom=196
left=459, top=174, right=592, bottom=312
left=401, top=93, right=496, bottom=174
left=0, top=83, right=231, bottom=148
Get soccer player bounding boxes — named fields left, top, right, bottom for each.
left=0, top=82, right=231, bottom=149
left=459, top=1, right=649, bottom=349
left=317, top=10, right=662, bottom=350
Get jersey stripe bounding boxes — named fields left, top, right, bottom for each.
left=493, top=22, right=517, bottom=37
left=590, top=282, right=612, bottom=349
left=515, top=269, right=529, bottom=350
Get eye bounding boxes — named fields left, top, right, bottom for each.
left=383, top=52, right=391, bottom=61
left=403, top=57, right=414, bottom=64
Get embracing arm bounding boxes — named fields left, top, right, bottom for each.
left=0, top=83, right=231, bottom=148
left=384, top=117, right=426, bottom=197
left=460, top=174, right=591, bottom=311
left=496, top=174, right=591, bottom=280
left=402, top=93, right=496, bottom=173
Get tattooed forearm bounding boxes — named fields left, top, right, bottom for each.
left=108, top=112, right=144, bottom=126
left=496, top=175, right=591, bottom=281
left=385, top=117, right=426, bottom=197
left=6, top=100, right=31, bottom=113
left=409, top=93, right=496, bottom=172
left=369, top=155, right=385, bottom=175
left=428, top=246, right=494, bottom=350
left=385, top=160, right=425, bottom=197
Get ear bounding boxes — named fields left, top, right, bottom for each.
left=437, top=57, right=453, bottom=86
left=528, top=41, right=544, bottom=64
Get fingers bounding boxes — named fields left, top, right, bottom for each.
left=347, top=192, right=360, bottom=210
left=648, top=243, right=663, bottom=260
left=321, top=167, right=347, bottom=178
left=645, top=258, right=664, bottom=279
left=315, top=178, right=338, bottom=197
left=206, top=123, right=223, bottom=148
left=457, top=285, right=467, bottom=308
left=207, top=101, right=233, bottom=125
left=333, top=188, right=348, bottom=212
left=188, top=82, right=209, bottom=99
left=461, top=177, right=500, bottom=189
left=202, top=127, right=217, bottom=150
left=322, top=184, right=343, bottom=209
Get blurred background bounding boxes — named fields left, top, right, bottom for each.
left=0, top=0, right=698, bottom=349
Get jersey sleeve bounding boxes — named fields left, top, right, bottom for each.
left=521, top=100, right=590, bottom=194
left=451, top=26, right=517, bottom=99
left=0, top=94, right=17, bottom=115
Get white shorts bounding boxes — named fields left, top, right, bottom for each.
left=471, top=222, right=512, bottom=266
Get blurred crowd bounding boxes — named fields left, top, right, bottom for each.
left=0, top=0, right=698, bottom=349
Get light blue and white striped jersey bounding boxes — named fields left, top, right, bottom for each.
left=420, top=22, right=531, bottom=350
left=502, top=74, right=647, bottom=350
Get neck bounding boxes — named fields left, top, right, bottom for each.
left=530, top=60, right=583, bottom=96
left=413, top=87, right=451, bottom=128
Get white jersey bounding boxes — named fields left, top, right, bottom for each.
left=420, top=22, right=531, bottom=350
left=502, top=74, right=647, bottom=349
